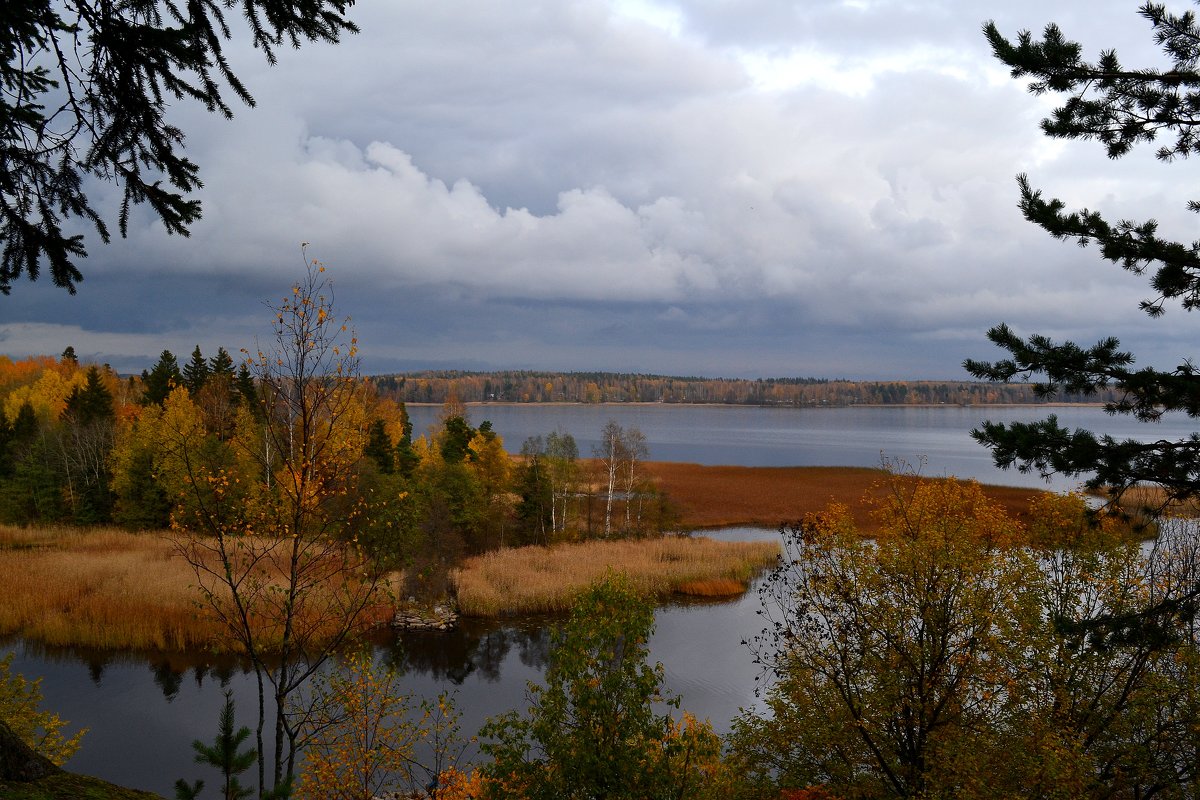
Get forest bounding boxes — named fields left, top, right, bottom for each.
left=373, top=370, right=1121, bottom=407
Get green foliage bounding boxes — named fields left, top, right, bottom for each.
left=439, top=416, right=475, bottom=464
left=181, top=690, right=256, bottom=800
left=363, top=419, right=395, bottom=474
left=966, top=8, right=1200, bottom=508
left=183, top=347, right=211, bottom=397
left=1, top=0, right=357, bottom=294
left=0, top=653, right=85, bottom=766
left=479, top=573, right=718, bottom=800
left=141, top=351, right=182, bottom=407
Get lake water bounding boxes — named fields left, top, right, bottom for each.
left=5, top=404, right=1195, bottom=794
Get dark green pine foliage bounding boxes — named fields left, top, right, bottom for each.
left=0, top=403, right=64, bottom=524
left=60, top=346, right=77, bottom=365
left=142, top=350, right=182, bottom=406
left=394, top=404, right=420, bottom=479
left=966, top=6, right=1200, bottom=509
left=209, top=347, right=236, bottom=379
left=515, top=436, right=552, bottom=545
left=2, top=0, right=357, bottom=295
left=364, top=419, right=395, bottom=474
left=63, top=366, right=115, bottom=427
left=235, top=364, right=258, bottom=412
left=114, top=449, right=172, bottom=530
left=182, top=346, right=210, bottom=395
left=440, top=415, right=476, bottom=464
left=0, top=408, right=12, bottom=480
left=180, top=690, right=256, bottom=800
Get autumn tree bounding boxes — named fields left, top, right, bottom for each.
left=965, top=6, right=1200, bottom=511
left=593, top=421, right=649, bottom=538
left=295, top=651, right=468, bottom=800
left=734, top=476, right=1200, bottom=799
left=0, top=653, right=85, bottom=766
left=2, top=1, right=357, bottom=294
left=174, top=252, right=388, bottom=796
left=479, top=573, right=720, bottom=800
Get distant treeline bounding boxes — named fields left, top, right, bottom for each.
left=371, top=370, right=1121, bottom=406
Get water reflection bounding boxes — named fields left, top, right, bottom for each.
left=387, top=618, right=552, bottom=684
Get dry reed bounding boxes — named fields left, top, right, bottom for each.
left=0, top=524, right=395, bottom=653
left=453, top=536, right=780, bottom=617
left=643, top=461, right=1052, bottom=532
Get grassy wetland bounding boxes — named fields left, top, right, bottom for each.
left=0, top=465, right=1055, bottom=653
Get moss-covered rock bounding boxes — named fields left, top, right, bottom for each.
left=0, top=719, right=161, bottom=800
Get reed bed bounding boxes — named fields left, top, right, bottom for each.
left=0, top=524, right=215, bottom=651
left=453, top=536, right=780, bottom=616
left=0, top=524, right=395, bottom=653
left=644, top=462, right=1050, bottom=532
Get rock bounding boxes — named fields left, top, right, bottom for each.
left=393, top=602, right=459, bottom=631
left=0, top=719, right=59, bottom=782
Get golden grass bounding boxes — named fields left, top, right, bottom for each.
left=0, top=524, right=396, bottom=653
left=675, top=577, right=747, bottom=597
left=453, top=536, right=780, bottom=617
left=0, top=524, right=215, bottom=651
left=642, top=461, right=1051, bottom=533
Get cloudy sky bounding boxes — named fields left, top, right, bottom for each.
left=3, top=0, right=1197, bottom=379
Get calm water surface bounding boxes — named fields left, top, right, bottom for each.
left=6, top=405, right=1195, bottom=793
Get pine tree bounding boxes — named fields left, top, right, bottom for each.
left=183, top=690, right=256, bottom=800
left=363, top=419, right=395, bottom=474
left=210, top=347, right=236, bottom=378
left=142, top=350, right=182, bottom=406
left=235, top=364, right=258, bottom=412
left=2, top=1, right=357, bottom=295
left=965, top=6, right=1200, bottom=509
left=183, top=346, right=210, bottom=396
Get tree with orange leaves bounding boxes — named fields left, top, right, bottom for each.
left=733, top=470, right=1200, bottom=799
left=173, top=250, right=389, bottom=798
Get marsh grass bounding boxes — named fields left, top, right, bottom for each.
left=453, top=536, right=780, bottom=616
left=0, top=524, right=396, bottom=653
left=645, top=462, right=1050, bottom=532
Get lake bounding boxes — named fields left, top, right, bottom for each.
left=5, top=404, right=1194, bottom=794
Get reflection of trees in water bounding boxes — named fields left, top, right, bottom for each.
left=152, top=661, right=182, bottom=700
left=142, top=657, right=244, bottom=700
left=390, top=619, right=554, bottom=685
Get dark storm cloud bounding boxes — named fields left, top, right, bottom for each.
left=2, top=1, right=1194, bottom=379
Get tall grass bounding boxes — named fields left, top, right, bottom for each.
left=453, top=536, right=780, bottom=617
left=0, top=524, right=395, bottom=653
left=644, top=462, right=1052, bottom=532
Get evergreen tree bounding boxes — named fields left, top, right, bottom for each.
left=142, top=350, right=182, bottom=406
left=62, top=367, right=115, bottom=427
left=0, top=408, right=12, bottom=480
left=363, top=419, right=395, bottom=474
left=966, top=7, right=1200, bottom=510
left=440, top=415, right=476, bottom=464
left=2, top=1, right=357, bottom=295
left=394, top=404, right=420, bottom=479
left=181, top=690, right=256, bottom=800
left=234, top=364, right=258, bottom=412
left=209, top=347, right=236, bottom=378
left=183, top=346, right=210, bottom=395
left=60, top=366, right=116, bottom=523
left=59, top=346, right=77, bottom=365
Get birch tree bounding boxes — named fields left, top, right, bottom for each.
left=174, top=251, right=389, bottom=797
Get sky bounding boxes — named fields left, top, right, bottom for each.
left=3, top=0, right=1197, bottom=380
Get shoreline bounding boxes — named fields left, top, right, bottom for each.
left=404, top=400, right=1109, bottom=409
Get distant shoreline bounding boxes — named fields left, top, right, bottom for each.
left=403, top=400, right=1109, bottom=409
